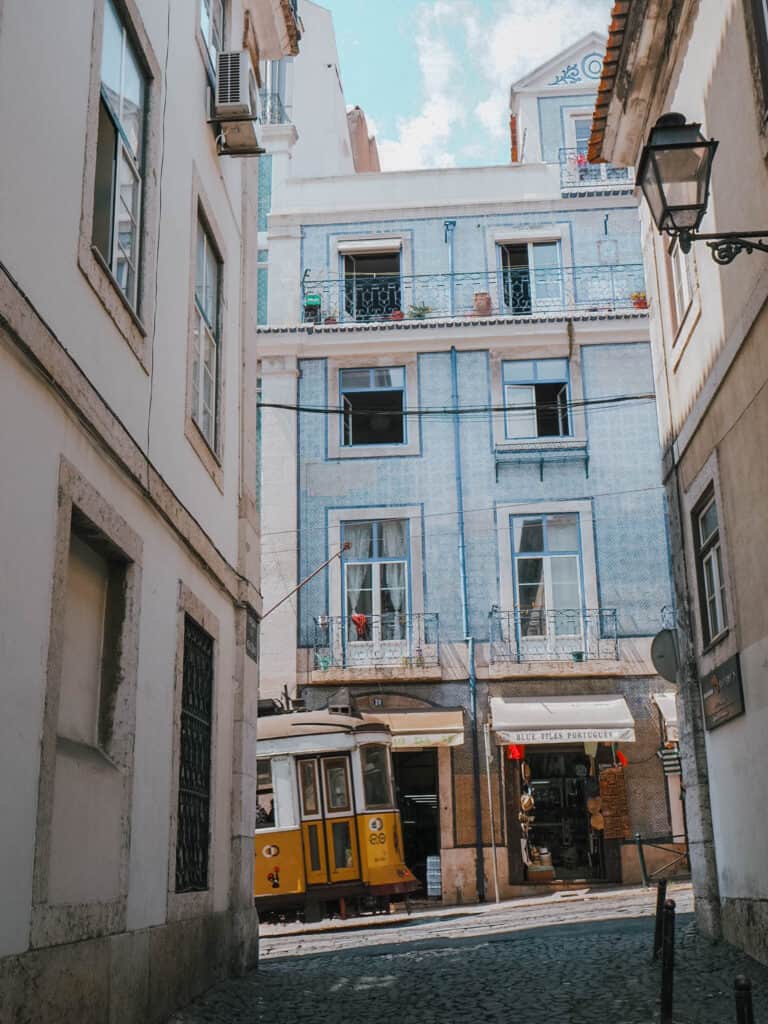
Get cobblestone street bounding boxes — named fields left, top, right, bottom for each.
left=168, top=886, right=768, bottom=1023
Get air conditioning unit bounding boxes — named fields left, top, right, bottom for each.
left=214, top=50, right=263, bottom=155
left=215, top=50, right=259, bottom=118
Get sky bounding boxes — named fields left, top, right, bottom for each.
left=321, top=0, right=614, bottom=171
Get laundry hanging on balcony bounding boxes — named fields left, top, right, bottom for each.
left=350, top=612, right=368, bottom=639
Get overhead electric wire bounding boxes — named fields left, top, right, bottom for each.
left=257, top=392, right=656, bottom=417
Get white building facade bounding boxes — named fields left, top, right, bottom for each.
left=0, top=0, right=299, bottom=1019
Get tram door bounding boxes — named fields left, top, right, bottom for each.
left=297, top=755, right=360, bottom=885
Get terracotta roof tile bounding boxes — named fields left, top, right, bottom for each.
left=588, top=0, right=633, bottom=163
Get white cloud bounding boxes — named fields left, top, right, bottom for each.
left=376, top=0, right=611, bottom=171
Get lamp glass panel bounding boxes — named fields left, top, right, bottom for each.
left=640, top=156, right=667, bottom=231
left=652, top=145, right=712, bottom=230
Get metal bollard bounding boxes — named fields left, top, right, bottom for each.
left=653, top=878, right=668, bottom=960
left=660, top=899, right=676, bottom=1024
left=636, top=832, right=650, bottom=888
left=735, top=975, right=755, bottom=1024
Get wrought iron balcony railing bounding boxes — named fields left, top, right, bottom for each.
left=559, top=149, right=634, bottom=195
left=260, top=90, right=290, bottom=125
left=489, top=607, right=619, bottom=663
left=313, top=613, right=440, bottom=671
left=301, top=263, right=646, bottom=324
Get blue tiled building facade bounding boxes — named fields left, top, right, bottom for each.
left=258, top=35, right=682, bottom=901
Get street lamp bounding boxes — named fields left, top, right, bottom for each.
left=637, top=112, right=768, bottom=264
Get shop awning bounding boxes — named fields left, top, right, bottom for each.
left=363, top=710, right=465, bottom=749
left=653, top=692, right=679, bottom=742
left=490, top=696, right=636, bottom=745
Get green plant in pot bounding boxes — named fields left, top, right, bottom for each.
left=407, top=304, right=432, bottom=319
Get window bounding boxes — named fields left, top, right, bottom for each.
left=175, top=615, right=214, bottom=893
left=343, top=251, right=401, bottom=321
left=341, top=367, right=405, bottom=446
left=668, top=239, right=695, bottom=330
left=323, top=758, right=351, bottom=813
left=503, top=359, right=570, bottom=440
left=694, top=491, right=728, bottom=645
left=342, top=519, right=408, bottom=642
left=299, top=759, right=320, bottom=815
left=750, top=0, right=768, bottom=113
left=256, top=759, right=274, bottom=829
left=512, top=513, right=582, bottom=638
left=200, top=0, right=225, bottom=69
left=93, top=0, right=146, bottom=309
left=261, top=59, right=289, bottom=123
left=499, top=242, right=561, bottom=314
left=192, top=218, right=222, bottom=450
left=361, top=745, right=392, bottom=808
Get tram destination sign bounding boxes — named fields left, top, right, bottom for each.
left=701, top=653, right=744, bottom=730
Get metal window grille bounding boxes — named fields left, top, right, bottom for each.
left=175, top=615, right=214, bottom=893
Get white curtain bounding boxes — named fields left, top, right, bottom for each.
left=384, top=562, right=405, bottom=640
left=381, top=519, right=406, bottom=557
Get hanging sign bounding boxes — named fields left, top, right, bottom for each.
left=701, top=653, right=745, bottom=730
left=246, top=606, right=260, bottom=663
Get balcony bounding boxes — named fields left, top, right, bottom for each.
left=489, top=608, right=619, bottom=664
left=559, top=149, right=634, bottom=197
left=260, top=90, right=290, bottom=125
left=301, top=263, right=647, bottom=325
left=313, top=613, right=440, bottom=674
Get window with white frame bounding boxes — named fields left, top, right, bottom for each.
left=499, top=241, right=562, bottom=314
left=200, top=0, right=225, bottom=68
left=503, top=358, right=570, bottom=440
left=342, top=520, right=409, bottom=642
left=192, top=217, right=221, bottom=450
left=511, top=513, right=582, bottom=638
left=92, top=0, right=146, bottom=309
left=668, top=239, right=695, bottom=330
left=341, top=367, right=405, bottom=446
left=693, top=490, right=728, bottom=645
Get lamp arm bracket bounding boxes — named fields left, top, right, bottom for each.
left=677, top=229, right=768, bottom=264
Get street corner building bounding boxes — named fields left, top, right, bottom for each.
left=588, top=0, right=768, bottom=962
left=0, top=0, right=300, bottom=1020
left=255, top=28, right=688, bottom=908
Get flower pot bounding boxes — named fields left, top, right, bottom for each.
left=324, top=316, right=338, bottom=324
left=390, top=309, right=404, bottom=321
left=473, top=292, right=492, bottom=317
left=631, top=298, right=648, bottom=309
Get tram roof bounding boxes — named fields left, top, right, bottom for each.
left=257, top=709, right=391, bottom=741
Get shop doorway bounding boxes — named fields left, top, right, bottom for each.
left=526, top=747, right=603, bottom=880
left=392, top=749, right=439, bottom=892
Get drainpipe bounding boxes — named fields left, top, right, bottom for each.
left=450, top=346, right=485, bottom=902
left=445, top=220, right=456, bottom=316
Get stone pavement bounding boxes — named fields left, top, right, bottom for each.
left=168, top=886, right=768, bottom=1023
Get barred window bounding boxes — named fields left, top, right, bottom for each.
left=175, top=615, right=214, bottom=893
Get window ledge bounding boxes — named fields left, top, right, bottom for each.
left=701, top=627, right=730, bottom=656
left=78, top=243, right=149, bottom=370
left=185, top=416, right=224, bottom=493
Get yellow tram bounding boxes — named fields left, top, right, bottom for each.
left=254, top=710, right=419, bottom=917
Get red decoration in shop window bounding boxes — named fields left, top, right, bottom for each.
left=616, top=750, right=628, bottom=767
left=506, top=744, right=525, bottom=761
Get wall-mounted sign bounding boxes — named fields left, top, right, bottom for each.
left=497, top=727, right=635, bottom=745
left=701, top=653, right=745, bottom=730
left=246, top=606, right=259, bottom=663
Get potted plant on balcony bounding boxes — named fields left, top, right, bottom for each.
left=323, top=309, right=338, bottom=324
left=389, top=309, right=405, bottom=321
left=407, top=303, right=432, bottom=319
left=630, top=291, right=648, bottom=309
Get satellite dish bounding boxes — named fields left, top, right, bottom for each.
left=651, top=629, right=679, bottom=683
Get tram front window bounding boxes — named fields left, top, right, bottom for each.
left=256, top=759, right=274, bottom=829
left=362, top=744, right=392, bottom=808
